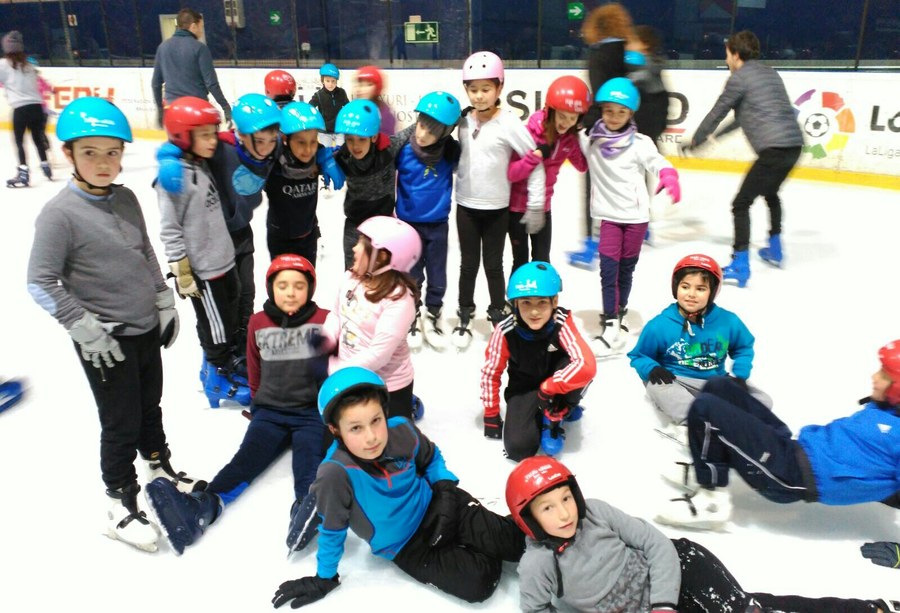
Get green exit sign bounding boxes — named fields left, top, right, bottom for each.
left=269, top=10, right=282, bottom=26
left=567, top=2, right=585, bottom=20
left=404, top=21, right=439, bottom=43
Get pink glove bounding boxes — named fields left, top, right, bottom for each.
left=656, top=167, right=681, bottom=204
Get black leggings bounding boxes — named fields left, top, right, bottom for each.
left=731, top=146, right=801, bottom=251
left=13, top=103, right=49, bottom=166
left=456, top=206, right=508, bottom=311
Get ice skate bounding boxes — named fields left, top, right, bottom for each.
left=6, top=165, right=29, bottom=188
left=286, top=493, right=321, bottom=558
left=105, top=483, right=160, bottom=553
left=873, top=598, right=900, bottom=613
left=654, top=487, right=732, bottom=530
left=422, top=305, right=448, bottom=350
left=203, top=361, right=251, bottom=408
left=145, top=477, right=221, bottom=555
left=451, top=307, right=475, bottom=351
left=617, top=307, right=644, bottom=336
left=487, top=305, right=510, bottom=328
left=723, top=251, right=750, bottom=288
left=0, top=379, right=26, bottom=414
left=759, top=234, right=783, bottom=268
left=407, top=307, right=424, bottom=351
left=540, top=416, right=566, bottom=456
left=564, top=405, right=584, bottom=422
left=654, top=422, right=689, bottom=455
left=566, top=237, right=599, bottom=270
left=40, top=161, right=52, bottom=181
left=661, top=460, right=699, bottom=493
left=590, top=314, right=626, bottom=358
left=143, top=448, right=207, bottom=494
left=411, top=393, right=425, bottom=421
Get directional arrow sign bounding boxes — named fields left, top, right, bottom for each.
left=567, top=2, right=584, bottom=20
left=269, top=10, right=282, bottom=26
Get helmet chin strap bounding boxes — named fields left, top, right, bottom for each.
left=71, top=161, right=115, bottom=193
left=366, top=248, right=392, bottom=277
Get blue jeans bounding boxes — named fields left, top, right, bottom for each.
left=409, top=221, right=449, bottom=309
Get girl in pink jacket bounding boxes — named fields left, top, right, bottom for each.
left=507, top=76, right=590, bottom=273
left=324, top=216, right=423, bottom=420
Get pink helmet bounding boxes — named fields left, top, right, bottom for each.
left=357, top=216, right=422, bottom=275
left=462, top=51, right=504, bottom=83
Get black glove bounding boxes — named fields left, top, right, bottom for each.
left=483, top=414, right=502, bottom=439
left=428, top=480, right=459, bottom=547
left=442, top=138, right=461, bottom=163
left=648, top=366, right=677, bottom=385
left=536, top=144, right=553, bottom=159
left=860, top=541, right=900, bottom=569
left=272, top=575, right=340, bottom=609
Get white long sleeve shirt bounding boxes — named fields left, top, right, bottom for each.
left=456, top=108, right=545, bottom=211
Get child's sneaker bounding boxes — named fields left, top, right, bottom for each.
left=451, top=307, right=475, bottom=350
left=540, top=416, right=566, bottom=456
left=654, top=487, right=732, bottom=530
left=407, top=307, right=424, bottom=351
left=105, top=483, right=160, bottom=552
left=422, top=306, right=447, bottom=350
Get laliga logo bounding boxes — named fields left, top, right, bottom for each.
left=794, top=89, right=856, bottom=160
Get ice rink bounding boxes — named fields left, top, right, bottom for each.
left=1, top=135, right=897, bottom=612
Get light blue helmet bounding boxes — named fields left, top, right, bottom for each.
left=280, top=101, right=325, bottom=134
left=415, top=91, right=461, bottom=127
left=335, top=99, right=381, bottom=137
left=318, top=366, right=389, bottom=425
left=507, top=261, right=562, bottom=300
left=595, top=77, right=640, bottom=112
left=319, top=63, right=340, bottom=79
left=623, top=50, right=646, bottom=67
left=232, top=93, right=281, bottom=135
left=56, top=97, right=133, bottom=143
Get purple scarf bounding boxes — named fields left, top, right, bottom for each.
left=588, top=119, right=637, bottom=159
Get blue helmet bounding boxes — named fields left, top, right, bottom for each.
left=319, top=63, right=340, bottom=79
left=507, top=261, right=562, bottom=300
left=623, top=50, right=647, bottom=67
left=56, top=97, right=133, bottom=143
left=280, top=101, right=325, bottom=134
left=335, top=99, right=381, bottom=137
left=415, top=91, right=461, bottom=127
left=318, top=366, right=389, bottom=425
left=232, top=93, right=281, bottom=135
left=595, top=77, right=640, bottom=112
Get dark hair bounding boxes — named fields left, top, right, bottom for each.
left=582, top=3, right=634, bottom=45
left=6, top=51, right=27, bottom=71
left=356, top=234, right=421, bottom=304
left=634, top=25, right=661, bottom=56
left=329, top=387, right=387, bottom=426
left=177, top=8, right=203, bottom=30
left=463, top=78, right=502, bottom=108
left=726, top=30, right=760, bottom=61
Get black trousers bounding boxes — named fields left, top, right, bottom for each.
left=267, top=226, right=319, bottom=267
left=508, top=210, right=552, bottom=274
left=675, top=539, right=880, bottom=613
left=504, top=387, right=585, bottom=462
left=192, top=268, right=240, bottom=367
left=393, top=485, right=524, bottom=603
left=13, top=103, right=48, bottom=166
left=732, top=146, right=801, bottom=251
left=456, top=206, right=508, bottom=311
left=75, top=329, right=168, bottom=491
left=387, top=381, right=414, bottom=422
left=230, top=225, right=255, bottom=353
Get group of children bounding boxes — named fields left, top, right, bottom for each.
left=20, top=44, right=898, bottom=612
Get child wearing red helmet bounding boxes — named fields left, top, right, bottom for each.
left=506, top=76, right=590, bottom=274
left=507, top=456, right=896, bottom=613
left=655, top=341, right=900, bottom=531
left=146, top=254, right=331, bottom=556
left=264, top=69, right=297, bottom=108
left=354, top=64, right=396, bottom=139
left=628, top=253, right=771, bottom=428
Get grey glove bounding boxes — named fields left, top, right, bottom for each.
left=156, top=289, right=179, bottom=349
left=521, top=208, right=545, bottom=235
left=68, top=312, right=125, bottom=369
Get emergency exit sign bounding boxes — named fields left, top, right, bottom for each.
left=404, top=21, right=439, bottom=43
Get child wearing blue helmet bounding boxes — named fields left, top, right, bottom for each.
left=26, top=97, right=203, bottom=553
left=271, top=366, right=525, bottom=608
left=579, top=77, right=681, bottom=357
left=395, top=91, right=463, bottom=351
left=480, top=261, right=596, bottom=460
left=309, top=63, right=349, bottom=149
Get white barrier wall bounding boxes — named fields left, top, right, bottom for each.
left=8, top=66, right=899, bottom=176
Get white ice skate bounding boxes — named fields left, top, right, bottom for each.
left=661, top=460, right=699, bottom=493
left=654, top=423, right=690, bottom=458
left=407, top=309, right=425, bottom=351
left=142, top=449, right=206, bottom=494
left=450, top=308, right=475, bottom=351
left=422, top=306, right=448, bottom=351
left=105, top=485, right=160, bottom=552
left=654, top=487, right=732, bottom=531
left=618, top=307, right=644, bottom=336
left=591, top=315, right=626, bottom=358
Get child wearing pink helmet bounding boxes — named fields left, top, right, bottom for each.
left=321, top=216, right=423, bottom=420
left=452, top=51, right=546, bottom=350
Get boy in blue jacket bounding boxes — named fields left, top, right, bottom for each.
left=395, top=91, right=462, bottom=350
left=271, top=367, right=524, bottom=608
left=628, top=253, right=771, bottom=430
left=655, top=340, right=900, bottom=530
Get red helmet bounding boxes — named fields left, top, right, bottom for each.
left=545, top=76, right=591, bottom=114
left=265, top=254, right=317, bottom=299
left=355, top=65, right=384, bottom=96
left=878, top=340, right=900, bottom=405
left=505, top=457, right=585, bottom=540
left=163, top=96, right=221, bottom=151
left=672, top=253, right=723, bottom=301
left=265, top=70, right=297, bottom=99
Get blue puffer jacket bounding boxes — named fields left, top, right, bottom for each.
left=395, top=139, right=457, bottom=223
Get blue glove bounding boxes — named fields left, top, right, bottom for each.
left=156, top=142, right=184, bottom=194
left=316, top=146, right=345, bottom=190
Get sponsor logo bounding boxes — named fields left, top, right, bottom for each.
left=794, top=89, right=856, bottom=160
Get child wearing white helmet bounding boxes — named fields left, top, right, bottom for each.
left=579, top=76, right=681, bottom=358
left=452, top=51, right=546, bottom=349
left=26, top=97, right=202, bottom=553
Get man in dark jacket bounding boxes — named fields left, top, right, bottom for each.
left=151, top=8, right=232, bottom=128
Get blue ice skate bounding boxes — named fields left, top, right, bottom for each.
left=540, top=416, right=566, bottom=456
left=0, top=379, right=25, bottom=414
left=286, top=493, right=322, bottom=558
left=412, top=394, right=425, bottom=421
left=564, top=405, right=584, bottom=422
left=758, top=234, right=783, bottom=268
left=145, top=477, right=221, bottom=555
left=203, top=363, right=251, bottom=408
left=566, top=237, right=599, bottom=270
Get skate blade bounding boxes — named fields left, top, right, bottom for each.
left=654, top=513, right=729, bottom=532
left=653, top=427, right=687, bottom=447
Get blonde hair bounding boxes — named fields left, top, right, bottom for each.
left=582, top=3, right=635, bottom=45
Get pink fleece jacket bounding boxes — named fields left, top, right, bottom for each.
left=507, top=109, right=588, bottom=213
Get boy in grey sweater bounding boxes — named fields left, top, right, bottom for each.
left=26, top=97, right=203, bottom=553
